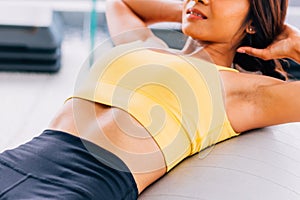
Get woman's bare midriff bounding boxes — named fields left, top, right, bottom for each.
left=48, top=98, right=166, bottom=193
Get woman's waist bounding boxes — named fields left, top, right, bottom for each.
left=48, top=98, right=166, bottom=189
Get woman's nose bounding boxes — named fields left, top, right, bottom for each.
left=194, top=0, right=209, bottom=5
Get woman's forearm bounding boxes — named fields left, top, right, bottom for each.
left=123, top=0, right=183, bottom=24
left=106, top=0, right=183, bottom=45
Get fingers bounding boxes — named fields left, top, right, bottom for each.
left=236, top=24, right=300, bottom=62
left=237, top=47, right=271, bottom=60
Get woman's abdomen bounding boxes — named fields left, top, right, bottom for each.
left=48, top=98, right=166, bottom=193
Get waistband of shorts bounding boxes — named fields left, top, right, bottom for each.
left=44, top=129, right=136, bottom=172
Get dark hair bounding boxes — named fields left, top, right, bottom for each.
left=233, top=0, right=288, bottom=80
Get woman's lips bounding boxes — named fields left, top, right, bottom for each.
left=186, top=8, right=207, bottom=20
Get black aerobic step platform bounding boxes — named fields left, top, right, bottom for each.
left=0, top=6, right=63, bottom=72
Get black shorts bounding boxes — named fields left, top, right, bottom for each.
left=0, top=130, right=138, bottom=200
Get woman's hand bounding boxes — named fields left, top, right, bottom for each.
left=237, top=24, right=300, bottom=64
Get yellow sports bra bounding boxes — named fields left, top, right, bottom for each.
left=71, top=41, right=239, bottom=171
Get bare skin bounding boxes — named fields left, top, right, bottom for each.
left=49, top=0, right=300, bottom=194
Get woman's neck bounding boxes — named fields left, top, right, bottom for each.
left=181, top=38, right=236, bottom=67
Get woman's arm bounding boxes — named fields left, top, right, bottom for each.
left=259, top=80, right=300, bottom=123
left=223, top=72, right=300, bottom=133
left=106, top=0, right=182, bottom=45
left=237, top=24, right=300, bottom=63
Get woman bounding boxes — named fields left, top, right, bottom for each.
left=0, top=0, right=299, bottom=199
